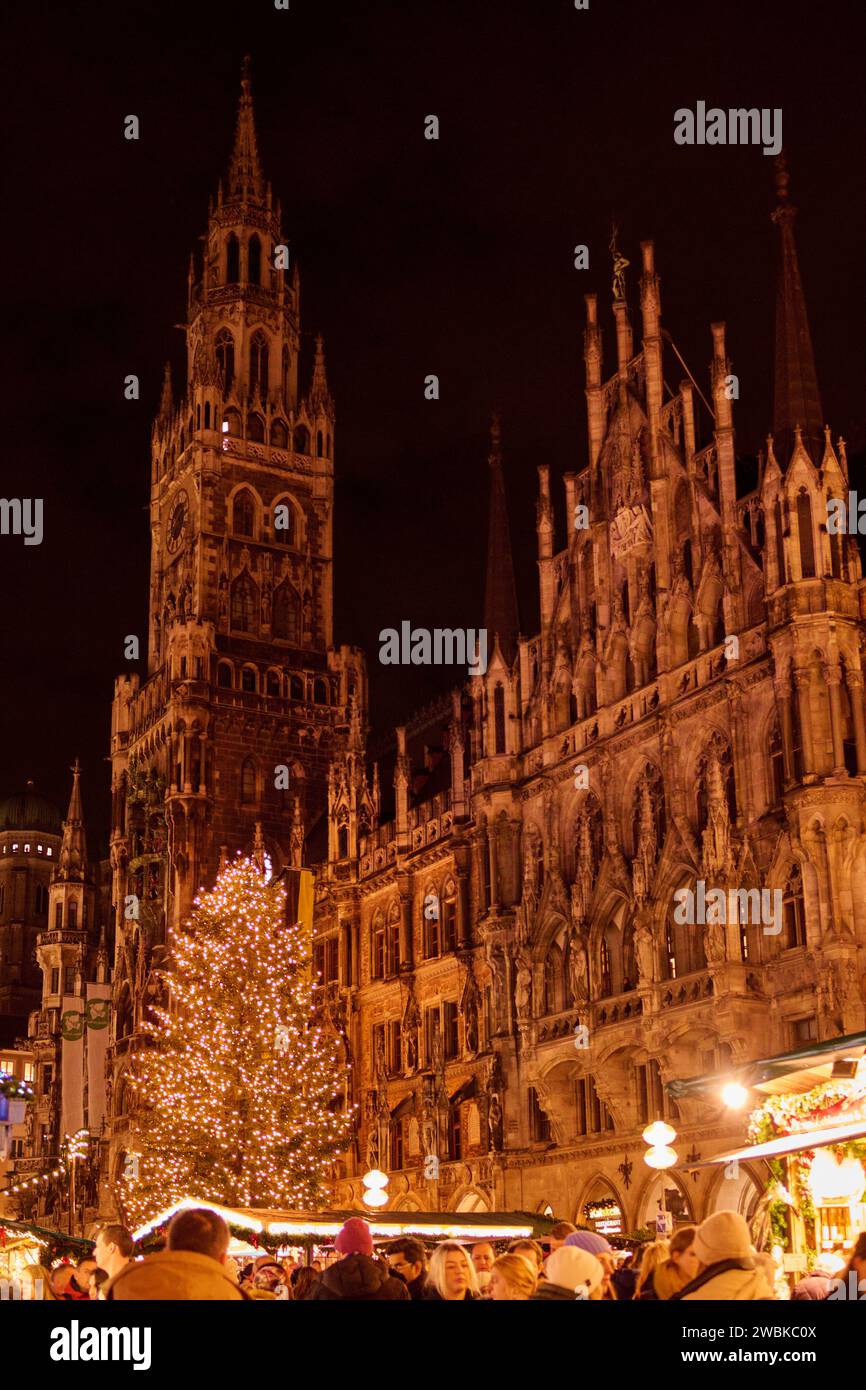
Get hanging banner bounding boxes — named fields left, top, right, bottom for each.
left=85, top=984, right=112, bottom=1131
left=60, top=995, right=85, bottom=1138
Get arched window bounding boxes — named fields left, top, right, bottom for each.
left=293, top=425, right=310, bottom=453
left=233, top=489, right=254, bottom=537
left=247, top=234, right=261, bottom=285
left=273, top=581, right=300, bottom=643
left=249, top=331, right=269, bottom=399
left=240, top=759, right=256, bottom=804
left=314, top=678, right=328, bottom=704
left=226, top=234, right=239, bottom=284
left=493, top=685, right=506, bottom=754
left=270, top=418, right=288, bottom=449
left=683, top=538, right=693, bottom=587
left=337, top=825, right=349, bottom=859
left=600, top=936, right=613, bottom=998
left=774, top=498, right=786, bottom=585
left=204, top=402, right=211, bottom=429
left=442, top=881, right=457, bottom=951
left=224, top=407, right=242, bottom=437
left=231, top=572, right=258, bottom=632
left=266, top=670, right=281, bottom=697
left=782, top=864, right=806, bottom=949
left=797, top=490, right=815, bottom=578
left=196, top=404, right=201, bottom=429
left=216, top=330, right=235, bottom=394
left=388, top=902, right=401, bottom=973
left=241, top=667, right=256, bottom=693
left=544, top=944, right=563, bottom=1015
left=371, top=913, right=386, bottom=979
left=246, top=413, right=264, bottom=442
left=217, top=662, right=233, bottom=688
left=290, top=675, right=304, bottom=701
left=769, top=720, right=785, bottom=804
left=273, top=497, right=295, bottom=544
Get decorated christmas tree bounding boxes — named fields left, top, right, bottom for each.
left=119, top=856, right=351, bottom=1226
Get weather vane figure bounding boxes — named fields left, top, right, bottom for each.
left=609, top=222, right=630, bottom=302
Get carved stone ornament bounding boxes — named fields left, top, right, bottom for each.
left=610, top=504, right=653, bottom=560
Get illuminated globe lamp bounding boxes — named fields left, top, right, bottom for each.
left=362, top=1169, right=389, bottom=1209
left=722, top=1082, right=749, bottom=1110
left=642, top=1121, right=678, bottom=1235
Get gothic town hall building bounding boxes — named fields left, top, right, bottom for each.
left=5, top=62, right=866, bottom=1237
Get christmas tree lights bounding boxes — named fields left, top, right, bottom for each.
left=119, top=858, right=352, bottom=1226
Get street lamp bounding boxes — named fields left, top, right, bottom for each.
left=362, top=1169, right=389, bottom=1209
left=643, top=1121, right=678, bottom=1236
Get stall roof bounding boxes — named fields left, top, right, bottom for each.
left=683, top=1116, right=866, bottom=1169
left=133, top=1198, right=554, bottom=1244
left=667, top=1031, right=866, bottom=1102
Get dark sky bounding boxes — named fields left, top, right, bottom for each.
left=2, top=0, right=864, bottom=855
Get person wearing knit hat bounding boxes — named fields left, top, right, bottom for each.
left=672, top=1211, right=775, bottom=1301
left=564, top=1230, right=612, bottom=1256
left=532, top=1247, right=605, bottom=1301
left=312, top=1219, right=409, bottom=1301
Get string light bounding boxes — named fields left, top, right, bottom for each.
left=119, top=857, right=354, bottom=1226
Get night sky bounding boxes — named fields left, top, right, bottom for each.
left=2, top=0, right=864, bottom=855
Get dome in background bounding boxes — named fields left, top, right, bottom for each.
left=0, top=779, right=63, bottom=835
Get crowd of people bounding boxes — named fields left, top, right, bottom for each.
left=17, top=1208, right=866, bottom=1302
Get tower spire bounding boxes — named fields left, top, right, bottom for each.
left=159, top=361, right=173, bottom=421
left=771, top=153, right=823, bottom=463
left=309, top=334, right=333, bottom=412
left=483, top=414, right=520, bottom=667
left=227, top=54, right=264, bottom=203
left=58, top=758, right=87, bottom=881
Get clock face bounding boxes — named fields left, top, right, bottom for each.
left=166, top=490, right=190, bottom=554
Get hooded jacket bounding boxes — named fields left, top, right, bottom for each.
left=105, top=1249, right=248, bottom=1301
left=530, top=1281, right=584, bottom=1301
left=312, top=1253, right=410, bottom=1301
left=674, top=1258, right=774, bottom=1301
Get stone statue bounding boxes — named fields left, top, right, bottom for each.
left=634, top=915, right=655, bottom=986
left=366, top=1124, right=380, bottom=1170
left=465, top=997, right=478, bottom=1054
left=488, top=1093, right=503, bottom=1152
left=610, top=225, right=630, bottom=302
left=568, top=937, right=589, bottom=1006
left=515, top=963, right=532, bottom=1023
left=704, top=912, right=727, bottom=964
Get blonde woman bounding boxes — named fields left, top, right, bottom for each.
left=635, top=1239, right=670, bottom=1299
left=641, top=1226, right=698, bottom=1300
left=489, top=1253, right=537, bottom=1301
left=423, top=1242, right=481, bottom=1301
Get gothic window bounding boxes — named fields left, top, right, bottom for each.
left=233, top=489, right=255, bottom=537
left=247, top=234, right=261, bottom=285
left=246, top=413, right=265, bottom=443
left=240, top=759, right=256, bottom=804
left=442, top=880, right=457, bottom=951
left=35, top=883, right=48, bottom=914
left=231, top=572, right=258, bottom=632
left=600, top=935, right=612, bottom=998
left=448, top=1104, right=463, bottom=1160
left=387, top=901, right=401, bottom=974
left=241, top=667, right=256, bottom=692
left=769, top=720, right=785, bottom=804
left=217, top=662, right=233, bottom=688
left=273, top=496, right=295, bottom=545
left=840, top=682, right=858, bottom=777
left=424, top=886, right=440, bottom=958
left=226, top=234, right=239, bottom=284
left=224, top=407, right=241, bottom=436
left=290, top=674, right=304, bottom=701
left=543, top=943, right=563, bottom=1015
left=249, top=331, right=269, bottom=399
left=683, top=539, right=693, bottom=587
left=270, top=418, right=288, bottom=449
left=314, top=678, right=328, bottom=705
left=493, top=684, right=506, bottom=754
left=337, top=825, right=348, bottom=859
left=266, top=670, right=281, bottom=697
left=797, top=490, right=816, bottom=578
left=791, top=694, right=805, bottom=782
left=316, top=429, right=323, bottom=457
left=390, top=1119, right=404, bottom=1170
left=774, top=498, right=786, bottom=584
left=665, top=891, right=707, bottom=979
left=272, top=581, right=300, bottom=643
left=281, top=346, right=290, bottom=401
left=204, top=402, right=211, bottom=429
left=782, top=864, right=806, bottom=949
left=294, top=425, right=310, bottom=453
left=372, top=912, right=386, bottom=979
left=443, top=1000, right=459, bottom=1059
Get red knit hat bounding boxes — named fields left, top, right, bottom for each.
left=334, top=1218, right=374, bottom=1256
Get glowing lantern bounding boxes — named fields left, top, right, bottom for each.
left=642, top=1121, right=676, bottom=1147
left=644, top=1145, right=678, bottom=1170
left=362, top=1168, right=389, bottom=1209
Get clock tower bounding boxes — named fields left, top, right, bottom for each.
left=106, top=58, right=366, bottom=1194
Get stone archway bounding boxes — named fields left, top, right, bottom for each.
left=635, top=1169, right=695, bottom=1232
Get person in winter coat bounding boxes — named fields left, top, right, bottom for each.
left=791, top=1251, right=847, bottom=1301
left=638, top=1226, right=698, bottom=1301
left=531, top=1247, right=605, bottom=1301
left=634, top=1239, right=670, bottom=1300
left=105, top=1208, right=248, bottom=1301
left=422, top=1242, right=481, bottom=1300
left=312, top=1218, right=409, bottom=1301
left=672, top=1212, right=775, bottom=1301
left=386, top=1238, right=429, bottom=1300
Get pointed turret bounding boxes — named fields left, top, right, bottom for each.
left=227, top=55, right=265, bottom=204
left=309, top=334, right=333, bottom=413
left=483, top=415, right=520, bottom=668
left=771, top=153, right=823, bottom=463
left=58, top=759, right=87, bottom=882
left=159, top=362, right=173, bottom=422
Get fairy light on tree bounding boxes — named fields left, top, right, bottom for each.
left=119, top=857, right=352, bottom=1226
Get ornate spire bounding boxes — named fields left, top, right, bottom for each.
left=309, top=334, right=333, bottom=412
left=483, top=414, right=520, bottom=667
left=227, top=54, right=264, bottom=203
left=771, top=153, right=823, bottom=463
left=58, top=759, right=87, bottom=882
left=159, top=362, right=173, bottom=421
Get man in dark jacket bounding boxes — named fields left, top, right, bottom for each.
left=312, top=1218, right=410, bottom=1301
left=386, top=1238, right=429, bottom=1300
